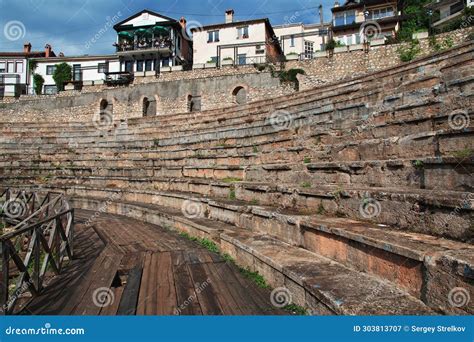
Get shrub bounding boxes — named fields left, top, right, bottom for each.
left=326, top=38, right=337, bottom=51
left=33, top=74, right=44, bottom=95
left=398, top=40, right=421, bottom=62
left=396, top=0, right=431, bottom=42
left=278, top=68, right=306, bottom=90
left=52, top=62, right=72, bottom=91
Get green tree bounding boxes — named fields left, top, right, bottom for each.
left=33, top=74, right=44, bottom=95
left=398, top=0, right=432, bottom=41
left=52, top=62, right=72, bottom=91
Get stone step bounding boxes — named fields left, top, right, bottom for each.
left=4, top=181, right=472, bottom=243
left=67, top=195, right=435, bottom=315
left=1, top=156, right=472, bottom=191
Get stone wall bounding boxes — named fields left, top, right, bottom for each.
left=289, top=27, right=474, bottom=90
left=0, top=71, right=293, bottom=123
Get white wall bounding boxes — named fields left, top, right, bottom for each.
left=30, top=57, right=120, bottom=94
left=274, top=24, right=327, bottom=56
left=193, top=22, right=267, bottom=64
left=0, top=57, right=28, bottom=84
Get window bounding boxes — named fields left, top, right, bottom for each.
left=208, top=30, right=219, bottom=43
left=46, top=65, right=56, bottom=75
left=44, top=85, right=57, bottom=95
left=0, top=62, right=5, bottom=73
left=145, top=60, right=153, bottom=72
left=161, top=57, right=170, bottom=67
left=7, top=62, right=15, bottom=73
left=237, top=54, right=247, bottom=65
left=334, top=10, right=356, bottom=26
left=72, top=64, right=82, bottom=81
left=16, top=62, right=23, bottom=73
left=304, top=41, right=314, bottom=59
left=290, top=35, right=295, bottom=47
left=125, top=61, right=133, bottom=72
left=98, top=63, right=108, bottom=73
left=370, top=7, right=394, bottom=20
left=137, top=60, right=144, bottom=72
left=237, top=26, right=249, bottom=39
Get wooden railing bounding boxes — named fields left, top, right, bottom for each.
left=0, top=189, right=74, bottom=315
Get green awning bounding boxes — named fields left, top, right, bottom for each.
left=151, top=25, right=169, bottom=35
left=118, top=31, right=134, bottom=39
left=135, top=28, right=150, bottom=36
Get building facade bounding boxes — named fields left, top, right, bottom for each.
left=113, top=9, right=192, bottom=74
left=274, top=23, right=331, bottom=59
left=0, top=43, right=55, bottom=98
left=30, top=55, right=120, bottom=95
left=331, top=0, right=402, bottom=45
left=427, top=0, right=474, bottom=29
left=192, top=10, right=283, bottom=67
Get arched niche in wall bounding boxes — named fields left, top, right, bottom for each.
left=99, top=99, right=113, bottom=122
left=187, top=94, right=201, bottom=112
left=232, top=86, right=248, bottom=105
left=142, top=96, right=157, bottom=117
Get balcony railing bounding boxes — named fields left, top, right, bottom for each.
left=115, top=39, right=172, bottom=53
left=104, top=71, right=134, bottom=86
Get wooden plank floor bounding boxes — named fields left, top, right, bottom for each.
left=21, top=210, right=284, bottom=315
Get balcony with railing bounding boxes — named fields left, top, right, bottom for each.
left=114, top=26, right=173, bottom=55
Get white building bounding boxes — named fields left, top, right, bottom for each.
left=0, top=43, right=55, bottom=98
left=273, top=23, right=330, bottom=59
left=427, top=0, right=474, bottom=29
left=192, top=10, right=283, bottom=67
left=30, top=55, right=120, bottom=94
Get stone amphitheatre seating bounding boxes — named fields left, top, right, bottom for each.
left=0, top=41, right=473, bottom=315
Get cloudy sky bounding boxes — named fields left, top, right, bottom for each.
left=0, top=0, right=335, bottom=56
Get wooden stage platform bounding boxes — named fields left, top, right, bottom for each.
left=20, top=210, right=283, bottom=315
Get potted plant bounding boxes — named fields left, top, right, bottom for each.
left=205, top=59, right=217, bottom=68
left=222, top=57, right=234, bottom=66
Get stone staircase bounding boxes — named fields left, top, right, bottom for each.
left=0, top=42, right=473, bottom=315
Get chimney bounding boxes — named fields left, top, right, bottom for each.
left=334, top=1, right=340, bottom=7
left=319, top=5, right=324, bottom=25
left=179, top=17, right=187, bottom=30
left=225, top=9, right=234, bottom=24
left=59, top=52, right=65, bottom=57
left=45, top=44, right=52, bottom=58
left=23, top=42, right=32, bottom=54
